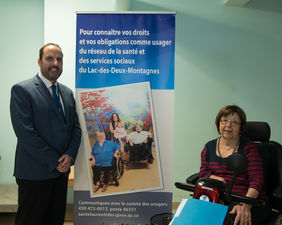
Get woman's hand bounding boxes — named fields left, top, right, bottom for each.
left=128, top=139, right=133, bottom=146
left=209, top=175, right=226, bottom=184
left=91, top=156, right=95, bottom=166
left=230, top=203, right=252, bottom=225
left=229, top=188, right=257, bottom=225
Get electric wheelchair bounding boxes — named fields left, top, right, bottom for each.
left=175, top=122, right=282, bottom=225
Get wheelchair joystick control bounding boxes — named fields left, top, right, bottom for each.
left=193, top=178, right=226, bottom=203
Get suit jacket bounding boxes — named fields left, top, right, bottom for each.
left=10, top=74, right=81, bottom=180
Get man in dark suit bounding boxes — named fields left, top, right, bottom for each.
left=10, top=43, right=81, bottom=225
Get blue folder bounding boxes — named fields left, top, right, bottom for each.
left=170, top=198, right=228, bottom=225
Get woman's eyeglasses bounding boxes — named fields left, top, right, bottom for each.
left=220, top=119, right=241, bottom=126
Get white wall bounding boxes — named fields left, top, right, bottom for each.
left=0, top=0, right=44, bottom=184
left=44, top=0, right=114, bottom=91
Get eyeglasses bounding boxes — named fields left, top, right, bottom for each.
left=220, top=119, right=241, bottom=126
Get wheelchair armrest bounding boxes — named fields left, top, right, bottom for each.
left=175, top=182, right=195, bottom=192
left=186, top=173, right=199, bottom=185
left=228, top=193, right=266, bottom=206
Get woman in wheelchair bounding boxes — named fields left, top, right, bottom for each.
left=199, top=105, right=272, bottom=225
left=90, top=131, right=119, bottom=192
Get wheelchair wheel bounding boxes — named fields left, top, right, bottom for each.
left=115, top=157, right=124, bottom=179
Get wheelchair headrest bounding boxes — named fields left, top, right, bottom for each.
left=242, top=121, right=270, bottom=143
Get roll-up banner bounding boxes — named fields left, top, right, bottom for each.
left=74, top=12, right=175, bottom=225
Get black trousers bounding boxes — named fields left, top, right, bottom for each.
left=93, top=166, right=113, bottom=185
left=131, top=141, right=154, bottom=161
left=15, top=174, right=68, bottom=225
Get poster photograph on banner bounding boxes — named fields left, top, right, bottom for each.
left=77, top=82, right=163, bottom=197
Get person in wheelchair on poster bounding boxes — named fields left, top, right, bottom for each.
left=126, top=123, right=154, bottom=164
left=90, top=131, right=119, bottom=193
left=199, top=105, right=272, bottom=225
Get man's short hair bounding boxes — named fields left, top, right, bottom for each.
left=39, top=43, right=62, bottom=60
